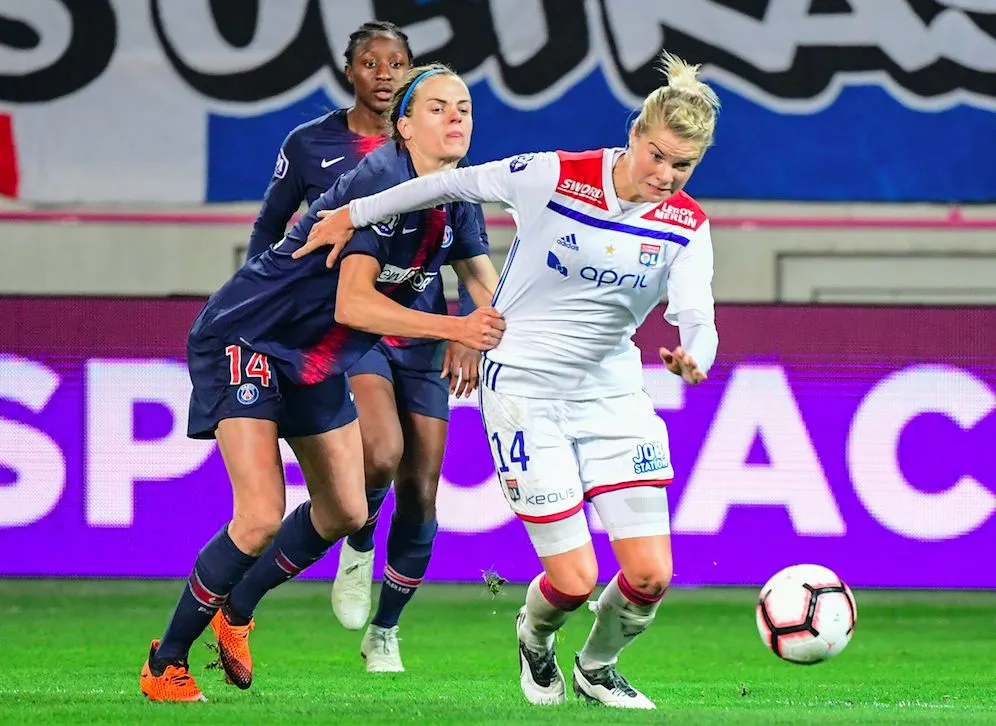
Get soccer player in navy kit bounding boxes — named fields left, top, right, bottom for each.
left=247, top=22, right=487, bottom=667
left=139, top=64, right=502, bottom=702
left=247, top=21, right=410, bottom=258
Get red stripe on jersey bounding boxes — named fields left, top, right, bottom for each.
left=376, top=208, right=446, bottom=298
left=585, top=479, right=672, bottom=500
left=0, top=115, right=19, bottom=198
left=641, top=190, right=707, bottom=230
left=516, top=500, right=585, bottom=524
left=354, top=134, right=388, bottom=157
left=299, top=324, right=351, bottom=385
left=555, top=149, right=608, bottom=210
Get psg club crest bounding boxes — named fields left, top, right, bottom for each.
left=505, top=478, right=521, bottom=501
left=236, top=383, right=260, bottom=405
left=638, top=242, right=661, bottom=268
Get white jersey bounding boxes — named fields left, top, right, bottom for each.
left=350, top=148, right=718, bottom=400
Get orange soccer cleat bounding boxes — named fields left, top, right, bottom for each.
left=139, top=640, right=207, bottom=702
left=210, top=606, right=256, bottom=689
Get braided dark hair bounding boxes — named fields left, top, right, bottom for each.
left=344, top=21, right=413, bottom=66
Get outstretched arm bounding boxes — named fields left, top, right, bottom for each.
left=291, top=153, right=559, bottom=266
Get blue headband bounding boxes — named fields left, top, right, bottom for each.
left=399, top=69, right=447, bottom=117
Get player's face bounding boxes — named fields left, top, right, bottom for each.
left=346, top=36, right=411, bottom=114
left=618, top=126, right=702, bottom=204
left=400, top=75, right=473, bottom=164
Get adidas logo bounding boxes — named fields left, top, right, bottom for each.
left=556, top=233, right=579, bottom=250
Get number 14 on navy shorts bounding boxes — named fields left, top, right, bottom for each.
left=186, top=342, right=356, bottom=440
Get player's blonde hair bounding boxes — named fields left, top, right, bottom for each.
left=387, top=63, right=461, bottom=143
left=632, top=51, right=721, bottom=152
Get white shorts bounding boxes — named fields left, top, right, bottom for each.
left=479, top=386, right=673, bottom=557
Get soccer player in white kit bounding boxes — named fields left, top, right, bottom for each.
left=296, top=52, right=720, bottom=710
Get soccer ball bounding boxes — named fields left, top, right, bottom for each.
left=755, top=564, right=857, bottom=665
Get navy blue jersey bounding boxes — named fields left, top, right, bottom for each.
left=247, top=109, right=385, bottom=258
left=190, top=143, right=488, bottom=386
left=247, top=109, right=485, bottom=328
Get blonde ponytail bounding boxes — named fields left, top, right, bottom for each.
left=632, top=51, right=720, bottom=151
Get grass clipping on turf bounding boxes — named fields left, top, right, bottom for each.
left=482, top=567, right=507, bottom=598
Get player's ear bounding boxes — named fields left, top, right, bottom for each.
left=397, top=115, right=413, bottom=142
left=344, top=64, right=354, bottom=87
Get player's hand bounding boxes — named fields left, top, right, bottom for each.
left=456, top=307, right=505, bottom=352
left=291, top=207, right=355, bottom=268
left=659, top=345, right=707, bottom=384
left=440, top=341, right=481, bottom=398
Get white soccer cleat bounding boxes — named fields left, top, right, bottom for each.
left=572, top=654, right=656, bottom=709
left=516, top=607, right=566, bottom=705
left=330, top=541, right=374, bottom=630
left=360, top=624, right=405, bottom=673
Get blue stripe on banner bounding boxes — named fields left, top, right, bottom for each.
left=492, top=236, right=521, bottom=306
left=546, top=201, right=690, bottom=245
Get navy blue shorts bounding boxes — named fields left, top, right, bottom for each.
left=187, top=341, right=357, bottom=440
left=347, top=340, right=450, bottom=422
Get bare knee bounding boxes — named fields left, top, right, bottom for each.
left=545, top=555, right=599, bottom=597
left=362, top=433, right=403, bottom=488
left=394, top=472, right=439, bottom=522
left=621, top=563, right=673, bottom=597
left=228, top=509, right=283, bottom=556
left=311, top=497, right=368, bottom=540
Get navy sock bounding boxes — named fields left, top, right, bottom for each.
left=345, top=486, right=391, bottom=553
left=227, top=502, right=334, bottom=620
left=154, top=525, right=257, bottom=664
left=371, top=516, right=438, bottom=628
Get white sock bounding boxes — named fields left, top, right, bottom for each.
left=518, top=573, right=589, bottom=653
left=578, top=573, right=664, bottom=670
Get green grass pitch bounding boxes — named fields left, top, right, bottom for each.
left=0, top=579, right=993, bottom=724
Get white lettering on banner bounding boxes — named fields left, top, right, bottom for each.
left=143, top=0, right=996, bottom=114
left=600, top=0, right=996, bottom=112
left=672, top=365, right=846, bottom=535
left=280, top=440, right=311, bottom=514
left=84, top=360, right=215, bottom=526
left=0, top=0, right=73, bottom=78
left=0, top=356, right=66, bottom=527
left=1, top=358, right=993, bottom=539
left=848, top=364, right=996, bottom=541
left=155, top=0, right=312, bottom=76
